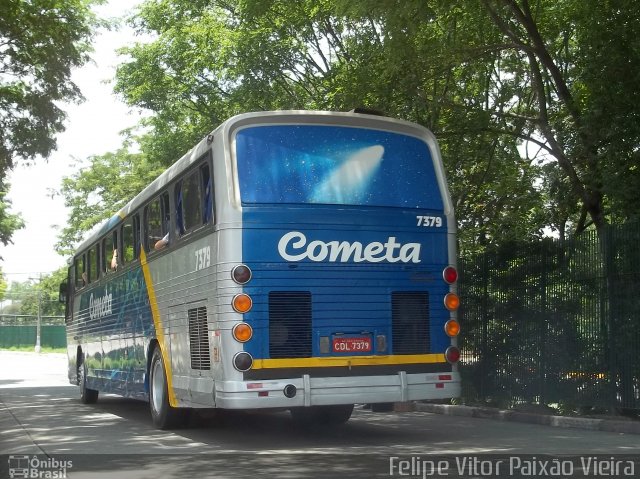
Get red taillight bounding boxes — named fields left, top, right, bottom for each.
left=443, top=266, right=458, bottom=284
left=445, top=346, right=461, bottom=364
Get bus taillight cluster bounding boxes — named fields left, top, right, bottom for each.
left=231, top=264, right=254, bottom=371
left=442, top=265, right=461, bottom=364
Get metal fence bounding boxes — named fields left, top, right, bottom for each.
left=459, top=222, right=640, bottom=411
left=0, top=316, right=66, bottom=349
left=0, top=325, right=67, bottom=349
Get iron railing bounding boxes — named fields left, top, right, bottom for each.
left=459, top=222, right=640, bottom=411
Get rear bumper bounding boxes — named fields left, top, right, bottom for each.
left=214, top=371, right=460, bottom=409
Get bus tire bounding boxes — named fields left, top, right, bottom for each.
left=149, top=346, right=187, bottom=429
left=79, top=362, right=98, bottom=404
left=290, top=404, right=354, bottom=426
left=322, top=404, right=354, bottom=424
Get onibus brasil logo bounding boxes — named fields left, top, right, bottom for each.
left=8, top=456, right=72, bottom=479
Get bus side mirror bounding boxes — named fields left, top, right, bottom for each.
left=59, top=282, right=68, bottom=304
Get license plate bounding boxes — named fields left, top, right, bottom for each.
left=332, top=337, right=372, bottom=353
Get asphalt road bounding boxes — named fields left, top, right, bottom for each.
left=1, top=351, right=639, bottom=478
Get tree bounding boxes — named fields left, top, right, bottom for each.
left=109, top=0, right=555, bottom=249
left=56, top=142, right=165, bottom=254
left=0, top=0, right=101, bottom=244
left=62, top=0, right=640, bottom=250
left=3, top=268, right=67, bottom=320
left=333, top=0, right=640, bottom=237
left=0, top=180, right=24, bottom=247
left=0, top=267, right=6, bottom=301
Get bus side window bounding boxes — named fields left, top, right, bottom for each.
left=145, top=196, right=163, bottom=252
left=88, top=244, right=99, bottom=283
left=175, top=182, right=185, bottom=236
left=161, top=192, right=170, bottom=235
left=75, top=255, right=86, bottom=289
left=122, top=216, right=140, bottom=263
left=202, top=164, right=213, bottom=224
left=181, top=170, right=202, bottom=234
left=133, top=214, right=141, bottom=258
left=103, top=231, right=118, bottom=273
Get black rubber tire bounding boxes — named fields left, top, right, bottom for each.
left=149, top=346, right=188, bottom=429
left=79, top=362, right=98, bottom=404
left=371, top=402, right=394, bottom=412
left=290, top=404, right=354, bottom=426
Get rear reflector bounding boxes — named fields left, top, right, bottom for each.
left=444, top=319, right=460, bottom=337
left=444, top=293, right=460, bottom=311
left=233, top=351, right=253, bottom=371
left=445, top=346, right=461, bottom=364
left=232, top=264, right=252, bottom=284
left=232, top=293, right=253, bottom=313
left=232, top=322, right=253, bottom=342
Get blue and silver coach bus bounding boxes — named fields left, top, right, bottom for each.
left=62, top=110, right=461, bottom=429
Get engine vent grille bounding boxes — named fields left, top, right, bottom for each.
left=188, top=306, right=211, bottom=370
left=392, top=292, right=430, bottom=354
left=269, top=291, right=312, bottom=359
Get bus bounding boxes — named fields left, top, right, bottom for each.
left=61, top=110, right=461, bottom=429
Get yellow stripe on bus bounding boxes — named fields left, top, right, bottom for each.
left=252, top=353, right=446, bottom=370
left=140, top=248, right=178, bottom=407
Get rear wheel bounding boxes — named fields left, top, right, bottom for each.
left=290, top=404, right=354, bottom=426
left=149, top=346, right=188, bottom=429
left=78, top=362, right=98, bottom=404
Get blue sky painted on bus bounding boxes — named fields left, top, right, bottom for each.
left=236, top=125, right=443, bottom=209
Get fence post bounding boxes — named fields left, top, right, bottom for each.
left=539, top=241, right=547, bottom=405
left=35, top=289, right=42, bottom=353
left=601, top=226, right=618, bottom=413
left=481, top=252, right=489, bottom=399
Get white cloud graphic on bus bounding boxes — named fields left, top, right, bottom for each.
left=277, top=231, right=421, bottom=263
left=310, top=145, right=384, bottom=203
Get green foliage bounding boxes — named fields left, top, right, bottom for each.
left=0, top=0, right=102, bottom=244
left=56, top=142, right=165, bottom=253
left=0, top=268, right=6, bottom=300
left=59, top=0, right=640, bottom=251
left=4, top=267, right=68, bottom=319
left=0, top=182, right=24, bottom=247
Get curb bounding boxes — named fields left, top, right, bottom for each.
left=413, top=403, right=640, bottom=435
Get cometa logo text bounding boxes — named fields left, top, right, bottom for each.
left=277, top=231, right=421, bottom=263
left=89, top=291, right=113, bottom=321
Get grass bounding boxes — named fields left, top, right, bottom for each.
left=0, top=345, right=67, bottom=354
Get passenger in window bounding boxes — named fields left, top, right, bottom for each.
left=154, top=232, right=169, bottom=251
left=111, top=249, right=119, bottom=270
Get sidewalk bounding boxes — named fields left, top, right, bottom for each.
left=0, top=351, right=70, bottom=454
left=414, top=402, right=640, bottom=435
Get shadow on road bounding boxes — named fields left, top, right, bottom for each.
left=93, top=393, right=457, bottom=453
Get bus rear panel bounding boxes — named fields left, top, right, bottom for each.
left=214, top=115, right=460, bottom=408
